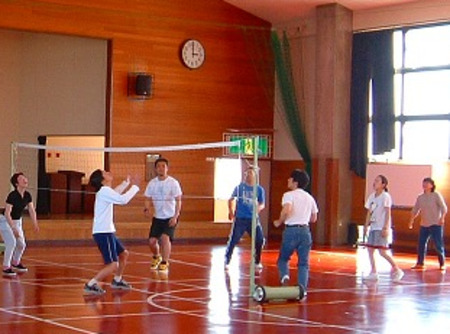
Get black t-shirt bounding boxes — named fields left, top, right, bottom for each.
left=6, top=190, right=32, bottom=220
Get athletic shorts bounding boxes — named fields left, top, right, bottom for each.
left=149, top=217, right=176, bottom=241
left=93, top=233, right=125, bottom=264
left=366, top=229, right=392, bottom=249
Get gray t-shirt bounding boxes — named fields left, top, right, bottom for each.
left=412, top=192, right=447, bottom=227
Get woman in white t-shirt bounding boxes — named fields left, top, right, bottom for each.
left=363, top=175, right=403, bottom=282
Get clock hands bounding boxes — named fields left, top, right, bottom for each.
left=191, top=41, right=198, bottom=56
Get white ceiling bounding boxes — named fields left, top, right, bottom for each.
left=223, top=0, right=422, bottom=25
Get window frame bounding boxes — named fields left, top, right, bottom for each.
left=368, top=23, right=450, bottom=162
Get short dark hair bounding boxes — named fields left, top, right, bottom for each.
left=291, top=169, right=310, bottom=189
left=10, top=172, right=24, bottom=189
left=244, top=166, right=256, bottom=175
left=89, top=169, right=104, bottom=192
left=423, top=177, right=436, bottom=192
left=154, top=157, right=169, bottom=167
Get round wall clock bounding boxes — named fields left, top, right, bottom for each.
left=180, top=39, right=206, bottom=69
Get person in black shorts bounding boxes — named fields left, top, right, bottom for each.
left=144, top=158, right=182, bottom=273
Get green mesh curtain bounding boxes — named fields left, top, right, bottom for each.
left=271, top=31, right=312, bottom=182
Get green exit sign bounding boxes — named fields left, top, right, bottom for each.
left=225, top=135, right=271, bottom=158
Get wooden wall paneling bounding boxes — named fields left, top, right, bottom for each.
left=350, top=172, right=367, bottom=224
left=22, top=219, right=230, bottom=242
left=0, top=0, right=273, bottom=242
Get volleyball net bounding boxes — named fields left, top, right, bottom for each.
left=11, top=138, right=263, bottom=294
left=10, top=139, right=261, bottom=217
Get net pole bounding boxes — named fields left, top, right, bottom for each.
left=249, top=136, right=259, bottom=295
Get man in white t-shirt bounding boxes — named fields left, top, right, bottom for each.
left=144, top=158, right=182, bottom=273
left=273, top=169, right=318, bottom=295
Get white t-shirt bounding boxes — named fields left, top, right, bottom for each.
left=92, top=181, right=139, bottom=234
left=282, top=189, right=318, bottom=226
left=365, top=191, right=392, bottom=230
left=144, top=176, right=182, bottom=219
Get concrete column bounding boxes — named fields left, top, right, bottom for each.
left=313, top=4, right=353, bottom=245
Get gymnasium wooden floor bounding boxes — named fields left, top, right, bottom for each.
left=1, top=242, right=449, bottom=334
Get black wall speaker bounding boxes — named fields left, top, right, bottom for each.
left=135, top=74, right=151, bottom=96
left=128, top=73, right=152, bottom=99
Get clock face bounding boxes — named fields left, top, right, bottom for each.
left=181, top=39, right=205, bottom=69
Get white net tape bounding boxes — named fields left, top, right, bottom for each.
left=13, top=141, right=239, bottom=153
left=11, top=140, right=245, bottom=217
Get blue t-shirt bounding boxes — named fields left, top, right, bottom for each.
left=231, top=183, right=265, bottom=219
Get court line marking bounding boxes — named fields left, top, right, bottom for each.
left=5, top=246, right=448, bottom=333
left=146, top=287, right=379, bottom=333
left=0, top=307, right=97, bottom=334
left=21, top=249, right=450, bottom=297
left=43, top=311, right=174, bottom=322
left=4, top=259, right=339, bottom=331
left=3, top=299, right=146, bottom=311
left=5, top=271, right=447, bottom=314
left=19, top=247, right=450, bottom=297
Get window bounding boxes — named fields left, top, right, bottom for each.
left=213, top=158, right=242, bottom=222
left=369, top=23, right=450, bottom=163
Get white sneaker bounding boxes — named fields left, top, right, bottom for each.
left=363, top=273, right=379, bottom=281
left=281, top=275, right=290, bottom=285
left=392, top=269, right=404, bottom=282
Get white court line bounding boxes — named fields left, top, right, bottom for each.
left=9, top=255, right=217, bottom=297
left=0, top=307, right=97, bottom=334
left=23, top=257, right=153, bottom=282
left=25, top=251, right=358, bottom=331
left=12, top=247, right=448, bottom=333
left=4, top=299, right=145, bottom=311
left=146, top=287, right=378, bottom=333
left=46, top=311, right=172, bottom=322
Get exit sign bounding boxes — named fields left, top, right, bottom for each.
left=223, top=134, right=271, bottom=158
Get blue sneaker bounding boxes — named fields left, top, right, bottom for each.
left=83, top=283, right=105, bottom=295
left=111, top=278, right=131, bottom=290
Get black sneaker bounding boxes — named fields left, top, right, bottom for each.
left=2, top=268, right=17, bottom=277
left=12, top=263, right=28, bottom=273
left=83, top=283, right=106, bottom=295
left=111, top=278, right=132, bottom=290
